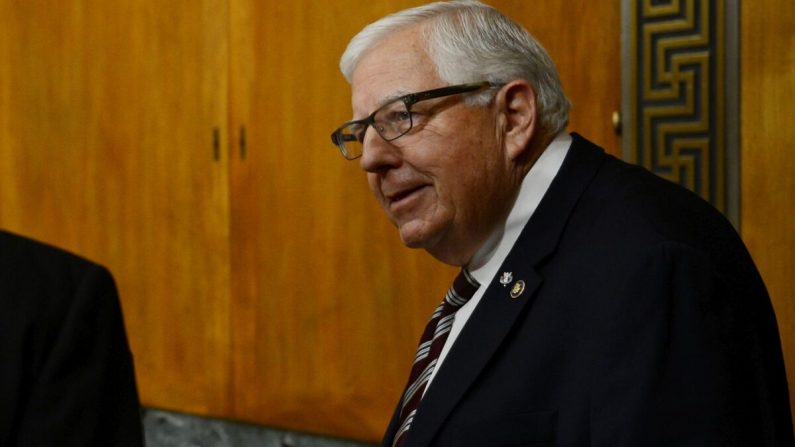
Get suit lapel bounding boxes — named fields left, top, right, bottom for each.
left=403, top=134, right=607, bottom=447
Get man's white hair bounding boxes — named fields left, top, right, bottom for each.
left=340, top=0, right=571, bottom=135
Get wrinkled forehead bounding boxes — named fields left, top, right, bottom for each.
left=349, top=26, right=442, bottom=119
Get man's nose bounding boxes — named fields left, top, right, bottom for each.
left=359, top=128, right=402, bottom=173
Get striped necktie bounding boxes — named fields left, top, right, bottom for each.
left=393, top=269, right=480, bottom=447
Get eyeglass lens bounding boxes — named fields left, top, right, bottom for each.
left=336, top=99, right=413, bottom=160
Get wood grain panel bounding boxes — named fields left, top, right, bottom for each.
left=228, top=0, right=448, bottom=440
left=740, top=0, right=795, bottom=428
left=228, top=1, right=620, bottom=441
left=0, top=0, right=232, bottom=414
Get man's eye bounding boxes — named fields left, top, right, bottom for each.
left=383, top=110, right=412, bottom=123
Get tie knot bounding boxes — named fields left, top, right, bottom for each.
left=445, top=268, right=480, bottom=308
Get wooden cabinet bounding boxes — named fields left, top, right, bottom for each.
left=740, top=0, right=795, bottom=424
left=0, top=0, right=233, bottom=415
left=0, top=0, right=620, bottom=441
left=227, top=1, right=461, bottom=437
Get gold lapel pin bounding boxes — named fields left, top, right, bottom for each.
left=510, top=280, right=526, bottom=299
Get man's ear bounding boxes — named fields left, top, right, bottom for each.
left=496, top=80, right=537, bottom=161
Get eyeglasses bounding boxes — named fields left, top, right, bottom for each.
left=330, top=81, right=500, bottom=160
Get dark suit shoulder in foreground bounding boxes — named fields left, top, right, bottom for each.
left=0, top=230, right=143, bottom=447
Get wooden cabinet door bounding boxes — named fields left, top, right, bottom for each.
left=741, top=0, right=795, bottom=423
left=0, top=0, right=232, bottom=414
left=227, top=0, right=620, bottom=441
left=227, top=0, right=452, bottom=440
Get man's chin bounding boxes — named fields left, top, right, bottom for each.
left=398, top=223, right=457, bottom=263
left=399, top=231, right=431, bottom=249
left=398, top=222, right=471, bottom=266
left=397, top=222, right=439, bottom=250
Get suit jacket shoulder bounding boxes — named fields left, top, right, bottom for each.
left=0, top=230, right=144, bottom=447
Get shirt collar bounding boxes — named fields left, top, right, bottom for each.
left=467, top=132, right=572, bottom=284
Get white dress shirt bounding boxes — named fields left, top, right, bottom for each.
left=425, top=132, right=572, bottom=390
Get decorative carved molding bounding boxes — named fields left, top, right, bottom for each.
left=622, top=0, right=739, bottom=226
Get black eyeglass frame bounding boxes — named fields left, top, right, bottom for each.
left=330, top=81, right=500, bottom=160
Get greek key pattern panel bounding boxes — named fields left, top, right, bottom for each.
left=622, top=0, right=739, bottom=225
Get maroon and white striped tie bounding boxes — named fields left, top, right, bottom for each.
left=393, top=269, right=480, bottom=447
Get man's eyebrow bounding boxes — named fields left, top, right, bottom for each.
left=352, top=89, right=412, bottom=121
left=376, top=89, right=412, bottom=108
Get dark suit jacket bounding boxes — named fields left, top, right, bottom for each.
left=0, top=231, right=143, bottom=446
left=383, top=134, right=793, bottom=446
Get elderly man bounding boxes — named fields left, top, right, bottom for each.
left=331, top=1, right=792, bottom=446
